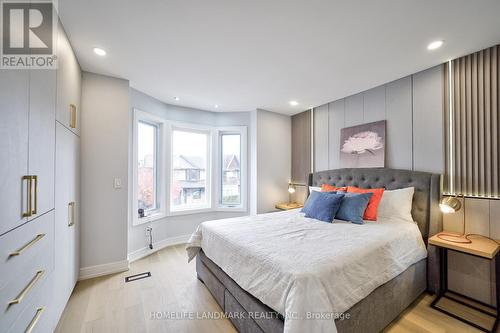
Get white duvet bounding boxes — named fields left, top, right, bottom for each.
left=186, top=209, right=427, bottom=333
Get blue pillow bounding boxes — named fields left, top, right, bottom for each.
left=301, top=191, right=345, bottom=222
left=335, top=192, right=373, bottom=224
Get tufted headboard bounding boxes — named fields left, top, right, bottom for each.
left=308, top=168, right=442, bottom=239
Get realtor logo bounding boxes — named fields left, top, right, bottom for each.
left=1, top=0, right=57, bottom=69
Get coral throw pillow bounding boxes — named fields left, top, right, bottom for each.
left=347, top=186, right=385, bottom=221
left=321, top=184, right=347, bottom=192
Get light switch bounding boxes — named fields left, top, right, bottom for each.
left=114, top=178, right=122, bottom=189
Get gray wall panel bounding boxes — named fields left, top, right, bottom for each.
left=413, top=66, right=445, bottom=173
left=363, top=85, right=386, bottom=123
left=385, top=76, right=413, bottom=169
left=309, top=66, right=443, bottom=173
left=291, top=110, right=311, bottom=204
left=313, top=104, right=329, bottom=171
left=328, top=100, right=345, bottom=169
left=344, top=93, right=364, bottom=126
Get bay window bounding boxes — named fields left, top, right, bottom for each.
left=132, top=109, right=247, bottom=225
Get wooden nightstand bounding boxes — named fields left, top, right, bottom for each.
left=275, top=202, right=303, bottom=211
left=429, top=232, right=500, bottom=332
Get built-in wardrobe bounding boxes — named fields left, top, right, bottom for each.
left=0, top=19, right=81, bottom=332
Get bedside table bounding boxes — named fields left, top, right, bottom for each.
left=429, top=232, right=500, bottom=332
left=275, top=202, right=303, bottom=210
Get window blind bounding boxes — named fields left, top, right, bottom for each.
left=444, top=44, right=499, bottom=198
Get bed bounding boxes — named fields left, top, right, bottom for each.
left=186, top=168, right=442, bottom=333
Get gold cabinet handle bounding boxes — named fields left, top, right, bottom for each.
left=22, top=176, right=33, bottom=218
left=68, top=202, right=75, bottom=226
left=9, top=234, right=45, bottom=257
left=69, top=104, right=77, bottom=128
left=31, top=175, right=38, bottom=215
left=25, top=307, right=45, bottom=333
left=8, top=270, right=44, bottom=306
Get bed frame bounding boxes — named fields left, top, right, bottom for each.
left=196, top=168, right=443, bottom=333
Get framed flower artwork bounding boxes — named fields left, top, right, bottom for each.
left=339, top=120, right=386, bottom=168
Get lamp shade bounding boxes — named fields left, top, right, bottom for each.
left=439, top=196, right=462, bottom=214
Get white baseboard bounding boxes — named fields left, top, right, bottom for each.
left=128, top=234, right=190, bottom=263
left=79, top=259, right=130, bottom=281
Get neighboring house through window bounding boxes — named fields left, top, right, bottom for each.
left=171, top=128, right=211, bottom=212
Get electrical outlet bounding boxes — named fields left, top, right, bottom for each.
left=114, top=178, right=122, bottom=189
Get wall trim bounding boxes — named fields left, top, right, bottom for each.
left=79, top=259, right=130, bottom=281
left=128, top=234, right=190, bottom=263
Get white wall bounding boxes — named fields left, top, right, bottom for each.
left=128, top=89, right=253, bottom=259
left=80, top=72, right=130, bottom=268
left=80, top=81, right=291, bottom=266
left=254, top=109, right=291, bottom=214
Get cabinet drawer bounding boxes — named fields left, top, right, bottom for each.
left=7, top=276, right=53, bottom=333
left=0, top=214, right=54, bottom=330
left=0, top=211, right=54, bottom=289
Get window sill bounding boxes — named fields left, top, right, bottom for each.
left=132, top=205, right=248, bottom=224
left=216, top=206, right=247, bottom=212
left=134, top=212, right=167, bottom=226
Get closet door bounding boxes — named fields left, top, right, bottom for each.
left=28, top=69, right=56, bottom=221
left=0, top=70, right=29, bottom=235
left=56, top=21, right=82, bottom=136
left=54, top=122, right=79, bottom=320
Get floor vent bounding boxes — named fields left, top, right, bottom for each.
left=125, top=272, right=151, bottom=283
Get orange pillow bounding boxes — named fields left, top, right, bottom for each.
left=347, top=186, right=385, bottom=221
left=321, top=184, right=347, bottom=192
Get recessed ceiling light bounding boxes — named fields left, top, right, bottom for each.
left=173, top=96, right=180, bottom=101
left=214, top=104, right=219, bottom=108
left=427, top=40, right=444, bottom=51
left=93, top=47, right=107, bottom=56
left=289, top=100, right=299, bottom=106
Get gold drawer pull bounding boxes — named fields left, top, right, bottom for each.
left=69, top=104, right=77, bottom=128
left=31, top=175, right=38, bottom=215
left=68, top=202, right=75, bottom=226
left=21, top=175, right=37, bottom=217
left=8, top=270, right=44, bottom=306
left=22, top=176, right=33, bottom=218
left=9, top=234, right=46, bottom=257
left=25, top=307, right=45, bottom=333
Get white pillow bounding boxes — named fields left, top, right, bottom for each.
left=309, top=186, right=321, bottom=193
left=377, top=187, right=415, bottom=221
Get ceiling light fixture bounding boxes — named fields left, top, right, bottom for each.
left=427, top=40, right=444, bottom=51
left=214, top=104, right=219, bottom=108
left=173, top=96, right=180, bottom=101
left=289, top=100, right=299, bottom=106
left=93, top=47, right=107, bottom=56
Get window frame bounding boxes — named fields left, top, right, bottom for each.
left=133, top=111, right=248, bottom=224
left=167, top=122, right=213, bottom=216
left=132, top=109, right=167, bottom=226
left=215, top=126, right=247, bottom=212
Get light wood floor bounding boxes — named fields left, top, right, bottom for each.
left=56, top=245, right=490, bottom=333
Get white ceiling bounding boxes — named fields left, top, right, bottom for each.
left=59, top=0, right=500, bottom=115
